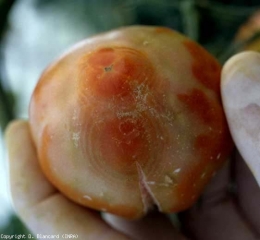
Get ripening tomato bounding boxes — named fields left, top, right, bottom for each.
left=29, top=26, right=233, bottom=219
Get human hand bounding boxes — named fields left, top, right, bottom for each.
left=5, top=51, right=260, bottom=240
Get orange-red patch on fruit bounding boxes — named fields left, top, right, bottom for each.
left=177, top=88, right=232, bottom=162
left=98, top=116, right=152, bottom=174
left=195, top=134, right=220, bottom=161
left=170, top=160, right=218, bottom=213
left=177, top=88, right=219, bottom=125
left=195, top=130, right=233, bottom=163
left=169, top=131, right=232, bottom=213
left=183, top=40, right=221, bottom=94
left=78, top=47, right=155, bottom=99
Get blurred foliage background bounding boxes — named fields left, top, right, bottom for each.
left=1, top=0, right=260, bottom=237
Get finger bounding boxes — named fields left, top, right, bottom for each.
left=180, top=160, right=257, bottom=240
left=5, top=120, right=57, bottom=210
left=199, top=160, right=231, bottom=207
left=103, top=212, right=187, bottom=240
left=5, top=120, right=130, bottom=240
left=235, top=152, right=260, bottom=235
left=221, top=51, right=260, bottom=186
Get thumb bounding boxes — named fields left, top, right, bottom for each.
left=221, top=51, right=260, bottom=186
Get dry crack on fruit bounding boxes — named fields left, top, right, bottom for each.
left=29, top=26, right=233, bottom=219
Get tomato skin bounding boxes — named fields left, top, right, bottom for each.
left=29, top=26, right=233, bottom=219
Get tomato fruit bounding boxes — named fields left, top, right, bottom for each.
left=29, top=26, right=233, bottom=219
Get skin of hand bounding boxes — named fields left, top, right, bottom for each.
left=5, top=51, right=260, bottom=240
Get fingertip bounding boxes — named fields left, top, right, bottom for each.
left=5, top=120, right=29, bottom=144
left=6, top=119, right=57, bottom=217
left=221, top=51, right=260, bottom=86
left=221, top=51, right=260, bottom=108
left=221, top=51, right=260, bottom=187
